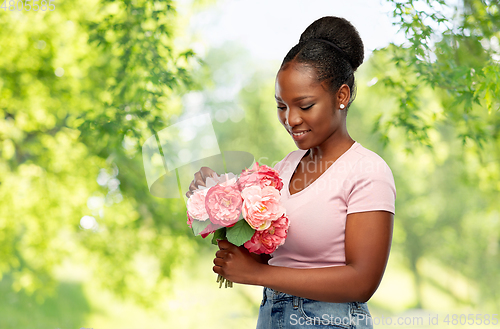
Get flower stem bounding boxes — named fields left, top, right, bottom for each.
left=216, top=274, right=233, bottom=288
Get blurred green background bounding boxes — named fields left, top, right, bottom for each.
left=0, top=0, right=499, bottom=328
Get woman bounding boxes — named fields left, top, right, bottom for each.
left=187, top=16, right=396, bottom=329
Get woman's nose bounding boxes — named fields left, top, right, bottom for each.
left=286, top=109, right=302, bottom=126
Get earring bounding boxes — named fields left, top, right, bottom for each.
left=339, top=104, right=345, bottom=110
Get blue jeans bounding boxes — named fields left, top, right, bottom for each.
left=256, top=287, right=373, bottom=329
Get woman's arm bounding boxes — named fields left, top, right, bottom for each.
left=213, top=210, right=393, bottom=303
left=248, top=253, right=272, bottom=264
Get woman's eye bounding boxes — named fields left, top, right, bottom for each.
left=277, top=106, right=286, bottom=110
left=300, top=104, right=314, bottom=110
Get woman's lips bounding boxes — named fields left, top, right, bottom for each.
left=291, top=130, right=311, bottom=141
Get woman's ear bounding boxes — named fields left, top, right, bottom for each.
left=337, top=84, right=351, bottom=110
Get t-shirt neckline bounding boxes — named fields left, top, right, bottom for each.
left=286, top=141, right=359, bottom=198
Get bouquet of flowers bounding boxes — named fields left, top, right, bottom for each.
left=186, top=162, right=290, bottom=288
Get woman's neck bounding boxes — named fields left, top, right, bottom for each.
left=306, top=132, right=355, bottom=164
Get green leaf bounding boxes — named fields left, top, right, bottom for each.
left=211, top=227, right=227, bottom=245
left=226, top=220, right=255, bottom=246
left=191, top=219, right=211, bottom=236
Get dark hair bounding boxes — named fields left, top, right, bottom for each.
left=280, top=16, right=364, bottom=111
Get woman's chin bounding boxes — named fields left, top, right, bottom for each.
left=294, top=142, right=310, bottom=150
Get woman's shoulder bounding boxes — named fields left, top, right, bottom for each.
left=351, top=143, right=391, bottom=166
left=346, top=143, right=394, bottom=178
left=351, top=142, right=387, bottom=161
left=343, top=143, right=396, bottom=214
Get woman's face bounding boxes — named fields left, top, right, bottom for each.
left=275, top=61, right=345, bottom=150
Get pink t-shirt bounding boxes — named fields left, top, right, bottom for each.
left=268, top=142, right=396, bottom=269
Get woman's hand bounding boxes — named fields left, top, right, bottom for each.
left=213, top=239, right=264, bottom=285
left=185, top=166, right=218, bottom=198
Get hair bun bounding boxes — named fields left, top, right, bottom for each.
left=299, top=16, right=364, bottom=71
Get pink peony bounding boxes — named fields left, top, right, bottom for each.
left=186, top=188, right=209, bottom=221
left=244, top=214, right=290, bottom=254
left=238, top=162, right=283, bottom=191
left=255, top=164, right=283, bottom=191
left=237, top=171, right=260, bottom=191
left=241, top=185, right=285, bottom=231
left=205, top=180, right=243, bottom=227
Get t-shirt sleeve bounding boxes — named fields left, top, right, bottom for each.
left=346, top=156, right=396, bottom=215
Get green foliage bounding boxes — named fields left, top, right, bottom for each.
left=211, top=227, right=227, bottom=245
left=381, top=0, right=500, bottom=149
left=226, top=219, right=254, bottom=246
left=78, top=0, right=198, bottom=147
left=357, top=0, right=500, bottom=309
left=351, top=60, right=500, bottom=310
left=0, top=0, right=206, bottom=310
left=0, top=274, right=90, bottom=328
left=2, top=0, right=499, bottom=322
left=191, top=219, right=211, bottom=236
